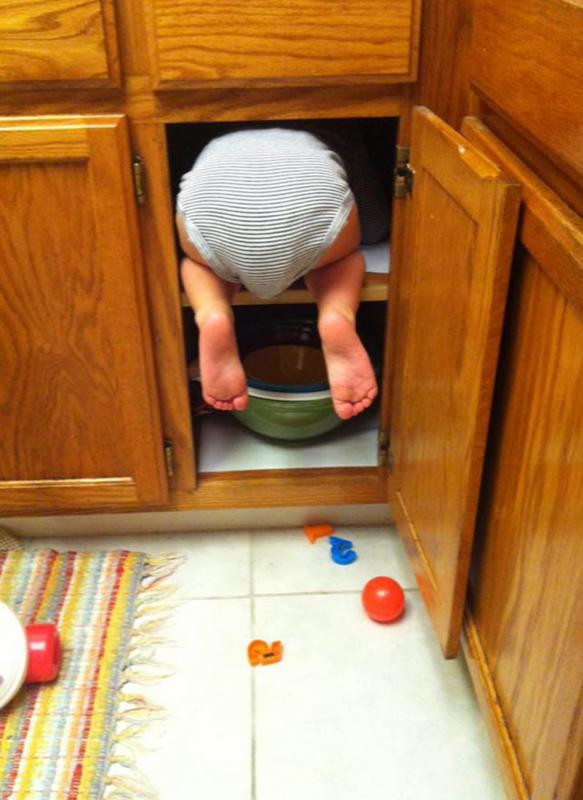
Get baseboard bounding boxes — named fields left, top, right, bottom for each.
left=1, top=503, right=393, bottom=538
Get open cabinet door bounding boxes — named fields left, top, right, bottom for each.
left=388, top=107, right=520, bottom=656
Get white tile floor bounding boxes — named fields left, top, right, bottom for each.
left=30, top=526, right=506, bottom=800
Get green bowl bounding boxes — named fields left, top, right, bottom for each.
left=231, top=316, right=378, bottom=442
left=233, top=392, right=342, bottom=441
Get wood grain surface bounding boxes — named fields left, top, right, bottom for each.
left=131, top=122, right=197, bottom=493
left=478, top=109, right=583, bottom=219
left=463, top=612, right=529, bottom=800
left=0, top=0, right=120, bottom=87
left=389, top=106, right=520, bottom=656
left=0, top=467, right=387, bottom=515
left=0, top=116, right=167, bottom=513
left=179, top=273, right=389, bottom=308
left=463, top=117, right=583, bottom=314
left=413, top=0, right=474, bottom=129
left=471, top=0, right=583, bottom=183
left=381, top=97, right=411, bottom=477
left=0, top=78, right=404, bottom=123
left=473, top=252, right=583, bottom=800
left=464, top=118, right=583, bottom=800
left=174, top=467, right=387, bottom=509
left=144, top=0, right=419, bottom=87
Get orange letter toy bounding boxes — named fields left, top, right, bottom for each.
left=304, top=523, right=334, bottom=543
left=247, top=639, right=283, bottom=666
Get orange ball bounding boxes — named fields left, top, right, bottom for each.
left=362, top=577, right=405, bottom=623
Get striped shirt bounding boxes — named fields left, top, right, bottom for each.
left=177, top=127, right=388, bottom=299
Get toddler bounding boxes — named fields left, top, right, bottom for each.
left=177, top=125, right=389, bottom=420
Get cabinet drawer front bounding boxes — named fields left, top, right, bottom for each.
left=145, top=0, right=419, bottom=88
left=0, top=0, right=120, bottom=87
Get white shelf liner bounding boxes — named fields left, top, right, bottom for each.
left=361, top=239, right=390, bottom=274
left=197, top=408, right=379, bottom=473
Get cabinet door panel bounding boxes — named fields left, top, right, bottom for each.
left=463, top=117, right=583, bottom=800
left=388, top=107, right=520, bottom=656
left=0, top=0, right=120, bottom=87
left=144, top=0, right=420, bottom=88
left=0, top=116, right=167, bottom=513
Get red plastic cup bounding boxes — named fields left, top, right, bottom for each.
left=25, top=625, right=61, bottom=683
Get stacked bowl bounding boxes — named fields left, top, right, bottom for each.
left=233, top=318, right=376, bottom=441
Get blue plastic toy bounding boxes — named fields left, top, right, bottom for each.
left=329, top=536, right=357, bottom=565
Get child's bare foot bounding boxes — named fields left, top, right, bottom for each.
left=197, top=307, right=248, bottom=411
left=318, top=308, right=378, bottom=420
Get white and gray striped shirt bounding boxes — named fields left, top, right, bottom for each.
left=177, top=127, right=388, bottom=299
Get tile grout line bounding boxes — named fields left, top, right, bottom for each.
left=254, top=587, right=420, bottom=597
left=250, top=532, right=257, bottom=800
left=176, top=587, right=420, bottom=601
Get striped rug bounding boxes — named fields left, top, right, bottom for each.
left=0, top=549, right=178, bottom=800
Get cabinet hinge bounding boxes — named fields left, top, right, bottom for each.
left=163, top=439, right=174, bottom=478
left=393, top=144, right=415, bottom=198
left=378, top=430, right=389, bottom=466
left=378, top=431, right=395, bottom=469
left=132, top=155, right=147, bottom=205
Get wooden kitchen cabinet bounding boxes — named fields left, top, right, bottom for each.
left=140, top=0, right=421, bottom=89
left=0, top=116, right=168, bottom=513
left=387, top=107, right=520, bottom=657
left=0, top=1, right=582, bottom=795
left=462, top=118, right=583, bottom=800
left=406, top=0, right=583, bottom=797
left=471, top=0, right=583, bottom=184
left=0, top=0, right=121, bottom=88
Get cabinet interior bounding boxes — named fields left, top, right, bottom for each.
left=182, top=302, right=387, bottom=473
left=166, top=117, right=398, bottom=475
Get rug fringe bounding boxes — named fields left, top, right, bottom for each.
left=104, top=553, right=185, bottom=800
left=105, top=774, right=160, bottom=800
left=0, top=527, right=22, bottom=550
left=142, top=553, right=185, bottom=588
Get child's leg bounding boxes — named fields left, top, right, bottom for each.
left=181, top=256, right=248, bottom=411
left=304, top=250, right=377, bottom=419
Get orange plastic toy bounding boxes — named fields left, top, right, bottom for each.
left=304, top=523, right=334, bottom=543
left=247, top=639, right=283, bottom=666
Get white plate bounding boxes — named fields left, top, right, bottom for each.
left=0, top=601, right=28, bottom=709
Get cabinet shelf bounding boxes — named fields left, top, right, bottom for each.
left=195, top=407, right=380, bottom=473
left=180, top=240, right=390, bottom=307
